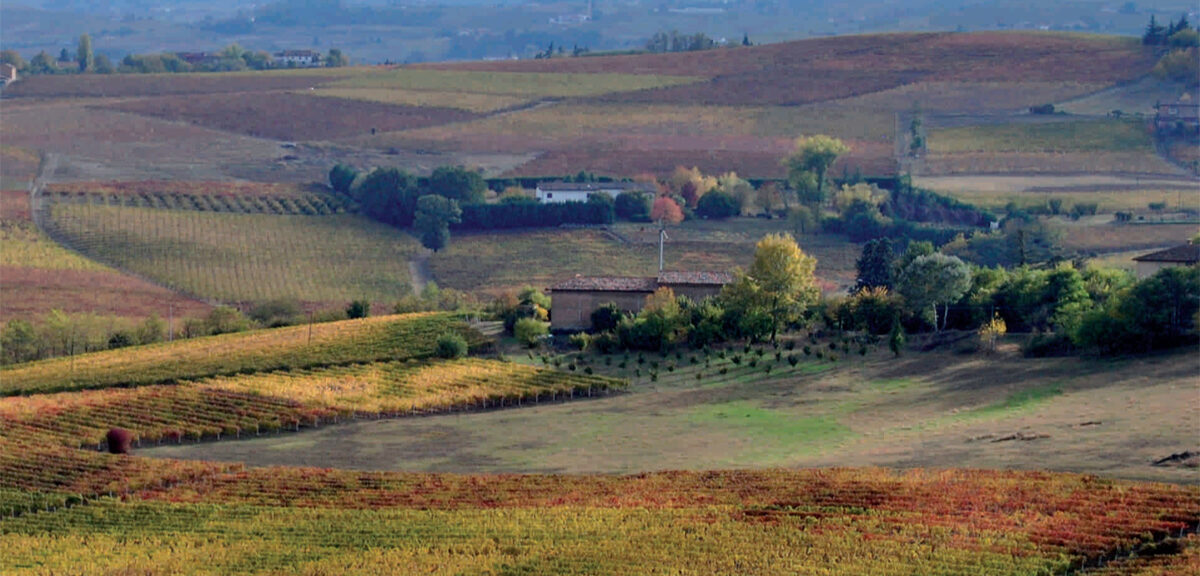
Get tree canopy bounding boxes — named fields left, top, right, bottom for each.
left=358, top=167, right=421, bottom=226
left=429, top=166, right=486, bottom=205
left=896, top=253, right=971, bottom=331
left=414, top=194, right=462, bottom=252
left=784, top=135, right=848, bottom=207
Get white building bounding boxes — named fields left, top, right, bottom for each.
left=274, top=50, right=321, bottom=67
left=534, top=181, right=655, bottom=204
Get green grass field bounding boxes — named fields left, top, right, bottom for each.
left=46, top=204, right=418, bottom=304
left=928, top=118, right=1152, bottom=154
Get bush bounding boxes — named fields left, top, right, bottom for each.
left=569, top=332, right=592, bottom=351
left=248, top=298, right=302, bottom=328
left=590, top=303, right=623, bottom=333
left=514, top=318, right=549, bottom=348
left=435, top=333, right=469, bottom=359
left=695, top=190, right=740, bottom=219
left=205, top=306, right=250, bottom=335
left=107, top=331, right=135, bottom=350
left=458, top=200, right=612, bottom=229
left=106, top=428, right=133, bottom=454
left=593, top=331, right=621, bottom=354
left=614, top=191, right=652, bottom=221
left=346, top=300, right=371, bottom=319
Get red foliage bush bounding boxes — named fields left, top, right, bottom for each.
left=106, top=428, right=133, bottom=455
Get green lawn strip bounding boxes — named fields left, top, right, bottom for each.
left=929, top=119, right=1152, bottom=154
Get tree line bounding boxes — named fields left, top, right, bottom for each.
left=1, top=36, right=348, bottom=77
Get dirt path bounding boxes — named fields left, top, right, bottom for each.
left=408, top=251, right=433, bottom=295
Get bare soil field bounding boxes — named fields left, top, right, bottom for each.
left=0, top=147, right=40, bottom=190
left=145, top=344, right=1198, bottom=484
left=103, top=92, right=480, bottom=141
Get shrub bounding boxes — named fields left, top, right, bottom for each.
left=569, top=332, right=592, bottom=351
left=107, top=331, right=135, bottom=350
left=248, top=298, right=302, bottom=328
left=593, top=331, right=621, bottom=354
left=346, top=299, right=370, bottom=319
left=205, top=306, right=250, bottom=335
left=695, top=190, right=740, bottom=219
left=615, top=191, right=653, bottom=221
left=590, top=303, right=623, bottom=333
left=435, top=333, right=469, bottom=359
left=106, top=428, right=133, bottom=454
left=514, top=318, right=549, bottom=348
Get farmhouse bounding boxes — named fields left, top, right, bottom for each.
left=1132, top=243, right=1200, bottom=278
left=1154, top=96, right=1200, bottom=132
left=549, top=271, right=733, bottom=331
left=0, top=63, right=17, bottom=86
left=274, top=50, right=321, bottom=67
left=535, top=181, right=655, bottom=204
left=176, top=52, right=219, bottom=67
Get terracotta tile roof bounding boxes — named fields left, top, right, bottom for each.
left=550, top=276, right=659, bottom=292
left=551, top=271, right=733, bottom=292
left=1133, top=244, right=1200, bottom=264
left=658, top=271, right=735, bottom=285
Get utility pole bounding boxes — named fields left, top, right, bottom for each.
left=658, top=221, right=668, bottom=273
left=168, top=303, right=174, bottom=342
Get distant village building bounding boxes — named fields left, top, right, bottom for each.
left=1132, top=243, right=1200, bottom=278
left=1154, top=95, right=1200, bottom=133
left=549, top=271, right=733, bottom=331
left=274, top=50, right=321, bottom=67
left=0, top=63, right=17, bottom=86
left=535, top=181, right=655, bottom=204
left=175, top=52, right=219, bottom=67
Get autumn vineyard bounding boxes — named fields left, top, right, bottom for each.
left=0, top=312, right=1195, bottom=574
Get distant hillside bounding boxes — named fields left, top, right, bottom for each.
left=417, top=32, right=1157, bottom=107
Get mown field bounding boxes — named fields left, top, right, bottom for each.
left=915, top=174, right=1197, bottom=212
left=428, top=221, right=860, bottom=296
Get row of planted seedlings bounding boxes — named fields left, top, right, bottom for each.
left=529, top=329, right=883, bottom=385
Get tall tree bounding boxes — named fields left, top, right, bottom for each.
left=413, top=194, right=462, bottom=252
left=358, top=167, right=421, bottom=226
left=1, top=50, right=26, bottom=71
left=854, top=238, right=896, bottom=293
left=784, top=135, right=848, bottom=207
left=651, top=196, right=684, bottom=224
left=77, top=34, right=94, bottom=72
left=428, top=165, right=486, bottom=204
left=328, top=164, right=358, bottom=194
left=897, top=253, right=972, bottom=331
left=743, top=233, right=819, bottom=340
left=325, top=48, right=349, bottom=67
left=29, top=51, right=55, bottom=74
